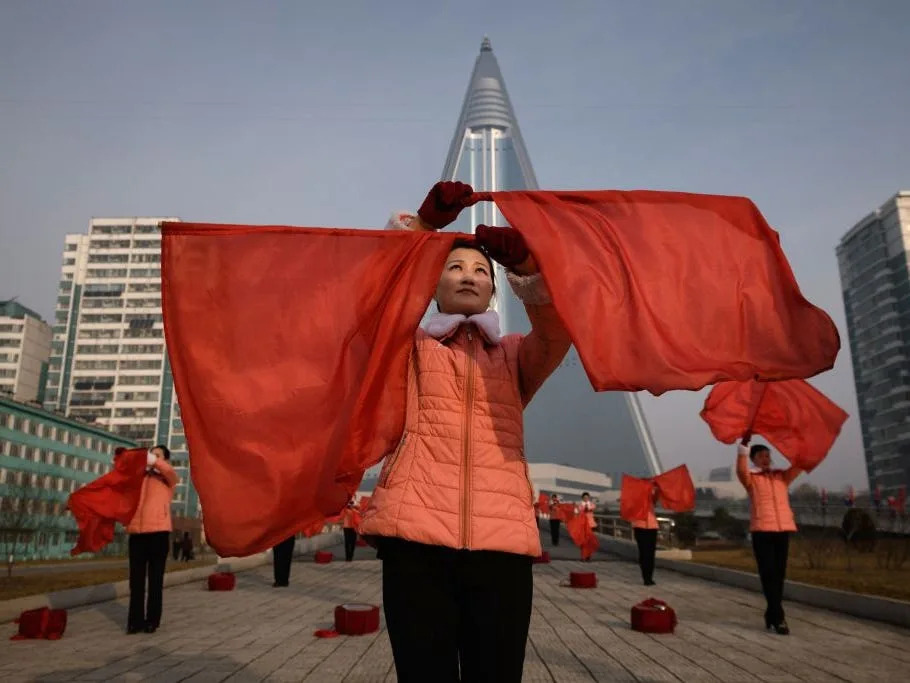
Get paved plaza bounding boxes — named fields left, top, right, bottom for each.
left=1, top=536, right=908, bottom=682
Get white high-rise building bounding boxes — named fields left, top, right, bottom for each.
left=0, top=299, right=52, bottom=403
left=45, top=217, right=197, bottom=516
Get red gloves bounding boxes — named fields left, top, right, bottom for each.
left=475, top=225, right=530, bottom=269
left=417, top=181, right=474, bottom=230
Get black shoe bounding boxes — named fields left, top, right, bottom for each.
left=771, top=621, right=790, bottom=635
left=272, top=581, right=289, bottom=587
left=144, top=624, right=157, bottom=634
left=126, top=626, right=143, bottom=635
left=644, top=579, right=656, bottom=586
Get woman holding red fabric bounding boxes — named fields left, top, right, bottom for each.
left=631, top=484, right=660, bottom=586
left=736, top=438, right=802, bottom=635
left=359, top=182, right=572, bottom=682
left=126, top=445, right=178, bottom=634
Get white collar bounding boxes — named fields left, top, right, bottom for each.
left=424, top=310, right=501, bottom=345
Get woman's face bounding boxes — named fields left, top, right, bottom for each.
left=751, top=449, right=772, bottom=471
left=435, top=247, right=494, bottom=315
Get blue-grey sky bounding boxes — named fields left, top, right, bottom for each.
left=3, top=1, right=909, bottom=490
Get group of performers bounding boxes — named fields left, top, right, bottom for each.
left=72, top=180, right=834, bottom=683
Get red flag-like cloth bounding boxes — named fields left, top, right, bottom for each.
left=620, top=465, right=695, bottom=522
left=700, top=379, right=848, bottom=472
left=162, top=190, right=838, bottom=556
left=358, top=496, right=371, bottom=513
left=537, top=493, right=550, bottom=516
left=162, top=223, right=459, bottom=555
left=482, top=190, right=839, bottom=393
left=655, top=465, right=696, bottom=513
left=551, top=503, right=575, bottom=523
left=67, top=448, right=147, bottom=555
left=620, top=476, right=654, bottom=523
left=566, top=511, right=599, bottom=560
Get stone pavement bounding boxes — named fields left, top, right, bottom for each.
left=1, top=537, right=908, bottom=682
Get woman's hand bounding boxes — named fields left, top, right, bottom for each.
left=475, top=225, right=538, bottom=274
left=417, top=181, right=474, bottom=230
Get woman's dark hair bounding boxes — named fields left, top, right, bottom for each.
left=153, top=444, right=171, bottom=461
left=749, top=444, right=770, bottom=460
left=581, top=492, right=590, bottom=498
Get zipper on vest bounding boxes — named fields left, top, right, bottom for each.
left=770, top=473, right=782, bottom=530
left=461, top=329, right=476, bottom=548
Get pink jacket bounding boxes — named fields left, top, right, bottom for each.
left=127, top=456, right=178, bottom=534
left=737, top=449, right=798, bottom=532
left=360, top=272, right=571, bottom=556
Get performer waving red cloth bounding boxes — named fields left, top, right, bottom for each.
left=700, top=379, right=847, bottom=472
left=67, top=448, right=147, bottom=555
left=161, top=189, right=838, bottom=559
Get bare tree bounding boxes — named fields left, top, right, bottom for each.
left=0, top=472, right=61, bottom=560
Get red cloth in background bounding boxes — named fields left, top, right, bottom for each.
left=620, top=465, right=695, bottom=522
left=537, top=493, right=550, bottom=517
left=700, top=379, right=847, bottom=472
left=566, top=512, right=599, bottom=560
left=620, top=476, right=655, bottom=523
left=67, top=448, right=147, bottom=556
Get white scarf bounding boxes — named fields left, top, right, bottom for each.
left=423, top=310, right=502, bottom=345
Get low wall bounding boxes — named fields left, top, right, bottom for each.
left=0, top=531, right=341, bottom=624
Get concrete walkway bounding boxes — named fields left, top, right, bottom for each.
left=1, top=537, right=907, bottom=682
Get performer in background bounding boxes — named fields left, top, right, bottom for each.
left=737, top=438, right=801, bottom=635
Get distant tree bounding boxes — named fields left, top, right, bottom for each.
left=791, top=483, right=820, bottom=501
left=841, top=508, right=876, bottom=553
left=710, top=506, right=747, bottom=541
left=673, top=512, right=698, bottom=547
left=0, top=475, right=54, bottom=558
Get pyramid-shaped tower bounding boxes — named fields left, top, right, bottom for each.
left=442, top=38, right=663, bottom=480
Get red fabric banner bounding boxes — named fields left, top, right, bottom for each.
left=566, top=513, right=599, bottom=560
left=700, top=379, right=847, bottom=472
left=620, top=476, right=654, bottom=523
left=162, top=190, right=839, bottom=556
left=484, top=190, right=839, bottom=393
left=620, top=465, right=695, bottom=522
left=655, top=465, right=696, bottom=513
left=536, top=493, right=550, bottom=516
left=67, top=448, right=147, bottom=555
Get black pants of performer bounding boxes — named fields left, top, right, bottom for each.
left=343, top=527, right=358, bottom=562
left=272, top=536, right=296, bottom=586
left=549, top=518, right=561, bottom=546
left=380, top=538, right=533, bottom=683
left=634, top=528, right=658, bottom=584
left=751, top=531, right=790, bottom=626
left=128, top=531, right=170, bottom=631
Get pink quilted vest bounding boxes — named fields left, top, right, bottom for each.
left=746, top=470, right=797, bottom=532
left=360, top=300, right=570, bottom=556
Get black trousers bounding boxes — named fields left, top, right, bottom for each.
left=273, top=536, right=296, bottom=585
left=751, top=531, right=790, bottom=625
left=128, top=531, right=170, bottom=630
left=549, top=519, right=561, bottom=546
left=343, top=528, right=358, bottom=561
left=634, top=528, right=657, bottom=584
left=380, top=538, right=533, bottom=683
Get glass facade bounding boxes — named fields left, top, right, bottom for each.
left=438, top=39, right=662, bottom=479
left=837, top=192, right=910, bottom=496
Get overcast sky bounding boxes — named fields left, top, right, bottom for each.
left=2, top=1, right=909, bottom=490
